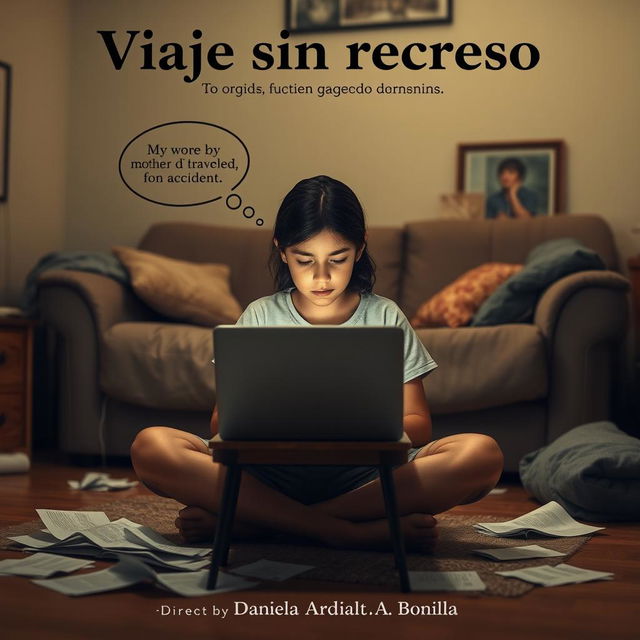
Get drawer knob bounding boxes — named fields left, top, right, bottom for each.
left=0, top=351, right=6, bottom=365
left=0, top=413, right=5, bottom=427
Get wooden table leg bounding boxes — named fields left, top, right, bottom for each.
left=378, top=464, right=411, bottom=593
left=207, top=463, right=242, bottom=589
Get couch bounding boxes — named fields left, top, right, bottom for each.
left=35, top=214, right=630, bottom=471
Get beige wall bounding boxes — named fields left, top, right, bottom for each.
left=0, top=0, right=69, bottom=304
left=1, top=0, right=639, bottom=303
left=65, top=0, right=640, bottom=266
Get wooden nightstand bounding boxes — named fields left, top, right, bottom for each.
left=0, top=316, right=34, bottom=457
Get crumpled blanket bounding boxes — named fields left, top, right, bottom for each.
left=519, top=421, right=640, bottom=522
left=21, top=250, right=129, bottom=314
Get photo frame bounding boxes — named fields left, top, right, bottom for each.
left=286, top=0, right=453, bottom=34
left=0, top=61, right=11, bottom=202
left=457, top=140, right=566, bottom=217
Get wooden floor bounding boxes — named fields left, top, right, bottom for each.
left=0, top=452, right=638, bottom=640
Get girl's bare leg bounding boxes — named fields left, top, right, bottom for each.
left=130, top=427, right=439, bottom=551
left=311, top=433, right=504, bottom=521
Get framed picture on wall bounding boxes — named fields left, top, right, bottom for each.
left=457, top=140, right=566, bottom=217
left=0, top=61, right=11, bottom=202
left=286, top=0, right=453, bottom=33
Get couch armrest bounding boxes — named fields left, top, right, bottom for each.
left=36, top=270, right=155, bottom=335
left=34, top=271, right=159, bottom=455
left=533, top=270, right=630, bottom=442
left=534, top=270, right=630, bottom=338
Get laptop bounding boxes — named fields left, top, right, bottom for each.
left=213, top=326, right=404, bottom=441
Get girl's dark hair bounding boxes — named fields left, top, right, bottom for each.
left=268, top=175, right=376, bottom=293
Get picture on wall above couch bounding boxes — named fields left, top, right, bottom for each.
left=457, top=139, right=565, bottom=218
left=286, top=0, right=453, bottom=33
left=0, top=60, right=11, bottom=202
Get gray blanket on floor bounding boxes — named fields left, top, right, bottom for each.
left=519, top=421, right=640, bottom=522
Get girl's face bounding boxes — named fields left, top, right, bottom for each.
left=277, top=229, right=365, bottom=308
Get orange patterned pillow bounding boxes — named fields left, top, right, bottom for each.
left=411, top=263, right=523, bottom=328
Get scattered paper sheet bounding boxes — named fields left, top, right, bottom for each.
left=409, top=571, right=486, bottom=592
left=12, top=509, right=211, bottom=573
left=32, top=555, right=156, bottom=596
left=77, top=518, right=152, bottom=552
left=230, top=559, right=314, bottom=582
left=496, top=563, right=614, bottom=587
left=68, top=473, right=138, bottom=491
left=32, top=554, right=256, bottom=597
left=0, top=553, right=95, bottom=578
left=9, top=531, right=66, bottom=549
left=123, top=525, right=209, bottom=557
left=474, top=501, right=605, bottom=538
left=142, top=554, right=210, bottom=572
left=155, top=569, right=258, bottom=597
left=16, top=543, right=210, bottom=572
left=36, top=510, right=111, bottom=540
left=472, top=544, right=566, bottom=561
left=14, top=541, right=209, bottom=570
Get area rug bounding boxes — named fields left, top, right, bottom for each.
left=0, top=494, right=592, bottom=597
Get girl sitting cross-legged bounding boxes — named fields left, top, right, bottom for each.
left=130, top=175, right=504, bottom=552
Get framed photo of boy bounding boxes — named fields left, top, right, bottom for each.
left=457, top=140, right=566, bottom=218
left=286, top=0, right=453, bottom=33
left=0, top=61, right=11, bottom=202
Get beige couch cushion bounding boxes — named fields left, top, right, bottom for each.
left=101, top=322, right=215, bottom=410
left=113, top=245, right=243, bottom=326
left=101, top=321, right=547, bottom=414
left=418, top=324, right=547, bottom=414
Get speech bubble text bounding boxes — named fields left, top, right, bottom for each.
left=119, top=121, right=262, bottom=225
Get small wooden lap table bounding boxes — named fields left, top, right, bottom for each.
left=207, top=433, right=413, bottom=592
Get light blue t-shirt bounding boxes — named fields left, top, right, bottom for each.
left=235, top=288, right=438, bottom=383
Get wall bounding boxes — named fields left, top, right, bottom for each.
left=0, top=0, right=70, bottom=304
left=1, top=0, right=639, bottom=304
left=63, top=0, right=640, bottom=270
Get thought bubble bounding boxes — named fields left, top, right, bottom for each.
left=118, top=121, right=263, bottom=225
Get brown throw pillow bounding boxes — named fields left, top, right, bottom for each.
left=411, top=262, right=523, bottom=328
left=112, top=245, right=243, bottom=326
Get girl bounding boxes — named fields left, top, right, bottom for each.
left=131, top=175, right=504, bottom=552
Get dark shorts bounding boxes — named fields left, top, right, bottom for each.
left=200, top=437, right=424, bottom=505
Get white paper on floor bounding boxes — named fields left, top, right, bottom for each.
left=68, top=472, right=138, bottom=491
left=229, top=559, right=314, bottom=582
left=473, top=501, right=605, bottom=538
left=35, top=509, right=111, bottom=540
left=32, top=554, right=257, bottom=597
left=32, top=554, right=157, bottom=596
left=123, top=524, right=210, bottom=557
left=0, top=553, right=95, bottom=578
left=409, top=570, right=486, bottom=591
left=472, top=544, right=566, bottom=561
left=495, top=563, right=614, bottom=587
left=155, top=569, right=258, bottom=597
left=10, top=510, right=210, bottom=572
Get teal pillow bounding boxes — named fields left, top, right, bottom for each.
left=471, top=237, right=605, bottom=326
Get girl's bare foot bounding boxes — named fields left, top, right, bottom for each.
left=174, top=506, right=273, bottom=543
left=331, top=513, right=438, bottom=552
